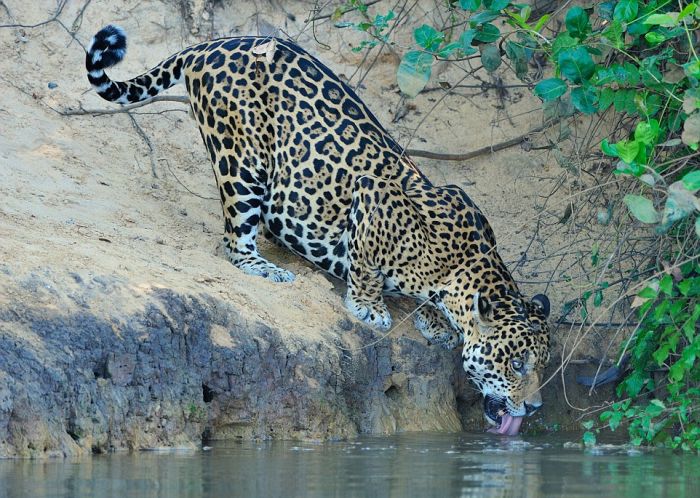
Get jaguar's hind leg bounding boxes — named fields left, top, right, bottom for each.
left=345, top=176, right=392, bottom=331
left=414, top=304, right=463, bottom=350
left=210, top=148, right=294, bottom=283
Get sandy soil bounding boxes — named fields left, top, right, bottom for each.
left=0, top=0, right=610, bottom=425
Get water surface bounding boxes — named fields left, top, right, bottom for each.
left=1, top=432, right=698, bottom=497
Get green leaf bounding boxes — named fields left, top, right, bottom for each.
left=565, top=6, right=590, bottom=40
left=582, top=420, right=594, bottom=430
left=682, top=113, right=700, bottom=147
left=635, top=92, right=661, bottom=117
left=624, top=194, right=660, bottom=223
left=596, top=63, right=640, bottom=86
left=659, top=274, right=673, bottom=295
left=645, top=31, right=666, bottom=45
left=639, top=174, right=656, bottom=186
left=519, top=5, right=531, bottom=22
left=598, top=88, right=615, bottom=112
left=607, top=411, right=623, bottom=431
left=505, top=40, right=528, bottom=79
left=683, top=59, right=700, bottom=80
left=534, top=78, right=567, bottom=101
left=669, top=361, right=686, bottom=383
left=646, top=399, right=666, bottom=417
left=484, top=0, right=510, bottom=11
left=621, top=370, right=646, bottom=397
left=397, top=51, right=433, bottom=98
left=459, top=0, right=481, bottom=10
left=583, top=431, right=597, bottom=446
left=696, top=216, right=700, bottom=238
left=683, top=88, right=700, bottom=114
left=634, top=119, right=660, bottom=146
left=551, top=33, right=578, bottom=58
left=616, top=139, right=640, bottom=163
left=681, top=169, right=700, bottom=192
left=480, top=43, right=502, bottom=72
left=613, top=0, right=639, bottom=23
left=653, top=343, right=671, bottom=366
left=438, top=42, right=463, bottom=58
left=593, top=289, right=603, bottom=307
left=558, top=47, right=595, bottom=84
left=459, top=29, right=478, bottom=55
left=473, top=22, right=501, bottom=43
left=678, top=277, right=700, bottom=297
left=533, top=14, right=550, bottom=32
left=414, top=24, right=445, bottom=51
left=678, top=3, right=697, bottom=20
left=614, top=160, right=645, bottom=177
left=628, top=18, right=651, bottom=37
left=373, top=11, right=395, bottom=29
left=508, top=11, right=529, bottom=30
left=470, top=11, right=499, bottom=25
left=601, top=138, right=618, bottom=157
left=571, top=86, right=597, bottom=114
left=638, top=282, right=659, bottom=299
left=602, top=19, right=624, bottom=48
left=659, top=181, right=700, bottom=231
left=644, top=13, right=678, bottom=27
left=613, top=89, right=638, bottom=115
left=591, top=243, right=599, bottom=266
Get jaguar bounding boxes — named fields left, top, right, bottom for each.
left=85, top=25, right=551, bottom=434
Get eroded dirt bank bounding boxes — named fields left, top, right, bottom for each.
left=1, top=269, right=470, bottom=457
left=0, top=0, right=613, bottom=457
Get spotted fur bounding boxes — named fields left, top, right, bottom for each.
left=85, top=26, right=551, bottom=421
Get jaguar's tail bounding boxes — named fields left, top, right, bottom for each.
left=86, top=25, right=186, bottom=105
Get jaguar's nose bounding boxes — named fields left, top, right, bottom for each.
left=524, top=402, right=542, bottom=416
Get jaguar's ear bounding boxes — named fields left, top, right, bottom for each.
left=472, top=292, right=496, bottom=333
left=531, top=294, right=551, bottom=319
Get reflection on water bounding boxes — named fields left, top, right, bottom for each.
left=1, top=433, right=698, bottom=498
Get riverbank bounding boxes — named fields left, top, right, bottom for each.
left=0, top=0, right=614, bottom=458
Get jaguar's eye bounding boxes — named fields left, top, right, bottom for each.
left=511, top=358, right=523, bottom=371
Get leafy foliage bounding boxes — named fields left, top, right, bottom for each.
left=334, top=0, right=700, bottom=450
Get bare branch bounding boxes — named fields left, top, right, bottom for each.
left=405, top=119, right=562, bottom=161
left=59, top=96, right=190, bottom=116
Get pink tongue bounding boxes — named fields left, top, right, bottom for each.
left=487, top=414, right=523, bottom=436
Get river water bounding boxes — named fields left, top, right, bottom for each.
left=1, top=432, right=698, bottom=497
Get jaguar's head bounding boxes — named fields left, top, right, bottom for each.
left=453, top=290, right=551, bottom=435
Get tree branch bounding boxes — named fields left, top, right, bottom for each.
left=59, top=95, right=190, bottom=116
left=405, top=119, right=562, bottom=161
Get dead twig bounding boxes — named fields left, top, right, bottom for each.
left=306, top=0, right=385, bottom=23
left=60, top=95, right=190, bottom=116
left=405, top=118, right=562, bottom=161
left=158, top=158, right=217, bottom=201
left=127, top=112, right=158, bottom=179
left=0, top=0, right=67, bottom=29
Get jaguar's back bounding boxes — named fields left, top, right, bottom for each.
left=86, top=26, right=427, bottom=282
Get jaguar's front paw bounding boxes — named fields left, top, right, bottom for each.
left=344, top=296, right=392, bottom=331
left=414, top=307, right=463, bottom=350
left=243, top=261, right=296, bottom=282
left=442, top=331, right=464, bottom=350
left=230, top=251, right=296, bottom=282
